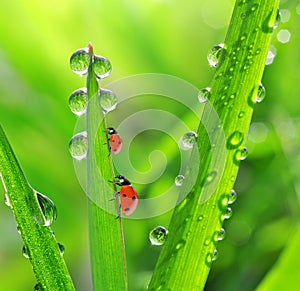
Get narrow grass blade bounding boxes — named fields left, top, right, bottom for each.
left=0, top=125, right=75, bottom=290
left=148, top=1, right=279, bottom=290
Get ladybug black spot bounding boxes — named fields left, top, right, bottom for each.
left=122, top=194, right=127, bottom=197
left=113, top=149, right=117, bottom=152
left=125, top=207, right=130, bottom=212
left=132, top=196, right=136, bottom=200
left=118, top=141, right=121, bottom=144
left=112, top=139, right=115, bottom=142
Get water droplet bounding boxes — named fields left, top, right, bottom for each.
left=198, top=214, right=204, bottom=221
left=235, top=147, right=248, bottom=161
left=228, top=189, right=237, bottom=204
left=149, top=226, right=168, bottom=246
left=219, top=194, right=229, bottom=210
left=238, top=111, right=245, bottom=118
left=255, top=83, right=265, bottom=103
left=70, top=47, right=89, bottom=75
left=198, top=87, right=211, bottom=103
left=69, top=88, right=88, bottom=116
left=179, top=131, right=197, bottom=150
left=17, top=225, right=21, bottom=234
left=99, top=88, right=118, bottom=113
left=274, top=9, right=281, bottom=29
left=175, top=175, right=185, bottom=187
left=265, top=45, right=277, bottom=65
left=204, top=171, right=217, bottom=185
left=223, top=207, right=232, bottom=219
left=69, top=131, right=88, bottom=160
left=214, top=228, right=226, bottom=242
left=227, top=131, right=244, bottom=149
left=175, top=240, right=185, bottom=251
left=206, top=249, right=218, bottom=264
left=33, top=191, right=57, bottom=226
left=251, top=4, right=258, bottom=12
left=93, top=55, right=112, bottom=79
left=34, top=282, right=43, bottom=291
left=4, top=193, right=11, bottom=207
left=58, top=243, right=65, bottom=255
left=22, top=245, right=30, bottom=259
left=207, top=43, right=225, bottom=67
left=204, top=237, right=211, bottom=246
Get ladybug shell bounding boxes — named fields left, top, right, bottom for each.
left=109, top=134, right=122, bottom=154
left=120, top=185, right=138, bottom=216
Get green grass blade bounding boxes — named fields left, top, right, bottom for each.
left=148, top=1, right=279, bottom=290
left=0, top=125, right=75, bottom=290
left=85, top=44, right=127, bottom=290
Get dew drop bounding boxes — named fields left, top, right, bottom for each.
left=274, top=9, right=281, bottom=30
left=149, top=226, right=168, bottom=246
left=69, top=131, right=88, bottom=160
left=238, top=111, right=245, bottom=118
left=17, top=225, right=21, bottom=234
left=4, top=193, right=11, bottom=208
left=223, top=207, right=232, bottom=219
left=33, top=191, right=57, bottom=226
left=93, top=55, right=112, bottom=79
left=198, top=87, right=211, bottom=103
left=68, top=88, right=88, bottom=116
left=219, top=194, right=229, bottom=210
left=206, top=249, right=218, bottom=264
left=204, top=171, right=217, bottom=185
left=175, top=175, right=185, bottom=187
left=214, top=228, right=226, bottom=242
left=255, top=83, right=265, bottom=103
left=175, top=240, right=185, bottom=251
left=204, top=237, right=211, bottom=246
left=22, top=245, right=30, bottom=259
left=235, top=147, right=248, bottom=161
left=179, top=131, right=197, bottom=150
left=34, top=282, right=43, bottom=291
left=207, top=43, right=225, bottom=67
left=265, top=45, right=277, bottom=65
left=228, top=189, right=237, bottom=204
left=58, top=243, right=65, bottom=255
left=99, top=88, right=118, bottom=113
left=227, top=131, right=244, bottom=149
left=70, top=47, right=89, bottom=75
left=198, top=214, right=204, bottom=221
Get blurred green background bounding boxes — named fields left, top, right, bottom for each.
left=1, top=0, right=300, bottom=290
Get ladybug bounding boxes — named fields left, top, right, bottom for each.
left=107, top=127, right=122, bottom=154
left=114, top=175, right=138, bottom=216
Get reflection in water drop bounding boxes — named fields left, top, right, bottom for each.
left=99, top=89, right=118, bottom=113
left=207, top=43, right=225, bottom=67
left=22, top=245, right=30, bottom=259
left=69, top=88, right=88, bottom=116
left=69, top=131, right=88, bottom=160
left=179, top=132, right=197, bottom=150
left=70, top=47, right=89, bottom=75
left=227, top=131, right=244, bottom=149
left=198, top=87, right=211, bottom=103
left=235, top=147, right=248, bottom=162
left=149, top=226, right=168, bottom=246
left=228, top=189, right=237, bottom=204
left=175, top=175, right=185, bottom=187
left=58, top=243, right=65, bottom=255
left=255, top=83, right=265, bottom=103
left=93, top=55, right=112, bottom=79
left=34, top=282, right=43, bottom=291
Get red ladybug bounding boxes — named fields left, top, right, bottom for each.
left=114, top=175, right=138, bottom=216
left=107, top=127, right=122, bottom=154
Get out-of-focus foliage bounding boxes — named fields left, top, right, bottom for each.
left=0, top=0, right=299, bottom=290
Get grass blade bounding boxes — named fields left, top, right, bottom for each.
left=0, top=125, right=75, bottom=290
left=148, top=1, right=279, bottom=289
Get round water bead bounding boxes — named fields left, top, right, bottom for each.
left=69, top=131, right=88, bottom=160
left=99, top=89, right=118, bottom=113
left=198, top=87, right=211, bottom=103
left=235, top=147, right=248, bottom=161
left=149, top=226, right=168, bottom=246
left=255, top=83, right=266, bottom=103
left=207, top=43, right=225, bottom=67
left=228, top=189, right=237, bottom=204
left=58, top=243, right=65, bottom=255
left=70, top=47, right=89, bottom=75
left=227, top=131, right=244, bottom=149
left=22, top=245, right=30, bottom=259
left=175, top=175, right=185, bottom=187
left=93, top=55, right=112, bottom=79
left=34, top=191, right=57, bottom=226
left=69, top=88, right=88, bottom=116
left=179, top=131, right=197, bottom=150
left=4, top=193, right=11, bottom=208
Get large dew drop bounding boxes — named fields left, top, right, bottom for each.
left=254, top=83, right=266, bottom=103
left=179, top=131, right=197, bottom=150
left=33, top=191, right=57, bottom=226
left=22, top=245, right=30, bottom=259
left=207, top=43, right=225, bottom=67
left=69, top=131, right=88, bottom=160
left=70, top=47, right=89, bottom=75
left=235, top=147, right=248, bottom=162
left=69, top=88, right=88, bottom=116
left=99, top=89, right=118, bottom=113
left=198, top=87, right=211, bottom=103
left=228, top=189, right=237, bottom=204
left=149, top=226, right=168, bottom=246
left=175, top=175, right=185, bottom=187
left=227, top=131, right=244, bottom=149
left=93, top=55, right=112, bottom=79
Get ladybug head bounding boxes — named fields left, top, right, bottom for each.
left=115, top=175, right=131, bottom=185
left=107, top=127, right=117, bottom=135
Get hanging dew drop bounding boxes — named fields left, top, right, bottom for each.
left=33, top=191, right=57, bottom=226
left=175, top=175, right=185, bottom=187
left=274, top=9, right=281, bottom=30
left=4, top=193, right=11, bottom=208
left=22, top=245, right=30, bottom=259
left=175, top=240, right=185, bottom=251
left=227, top=131, right=244, bottom=149
left=99, top=89, right=118, bottom=113
left=93, top=55, right=112, bottom=79
left=58, top=243, right=65, bottom=255
left=70, top=47, right=89, bottom=75
left=214, top=228, right=226, bottom=242
left=223, top=207, right=232, bottom=219
left=207, top=43, right=225, bottom=67
left=179, top=131, right=197, bottom=150
left=235, top=147, right=248, bottom=161
left=255, top=83, right=266, bottom=103
left=149, top=226, right=168, bottom=246
left=228, top=189, right=237, bottom=204
left=68, top=88, right=88, bottom=116
left=206, top=249, right=218, bottom=265
left=198, top=87, right=211, bottom=103
left=34, top=283, right=43, bottom=291
left=69, top=131, right=88, bottom=160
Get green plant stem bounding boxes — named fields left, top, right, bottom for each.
left=148, top=1, right=279, bottom=290
left=86, top=44, right=127, bottom=291
left=0, top=125, right=75, bottom=290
